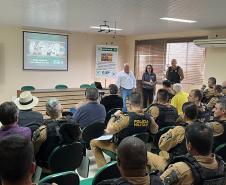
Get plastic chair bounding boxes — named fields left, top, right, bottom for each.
left=92, top=161, right=121, bottom=185
left=90, top=83, right=97, bottom=88
left=21, top=85, right=35, bottom=91
left=82, top=122, right=105, bottom=149
left=55, top=84, right=68, bottom=89
left=102, top=149, right=117, bottom=161
left=133, top=132, right=150, bottom=143
left=151, top=126, right=175, bottom=154
left=105, top=108, right=122, bottom=125
left=214, top=143, right=226, bottom=161
left=80, top=84, right=91, bottom=89
left=48, top=142, right=83, bottom=173
left=38, top=171, right=79, bottom=185
left=80, top=178, right=93, bottom=185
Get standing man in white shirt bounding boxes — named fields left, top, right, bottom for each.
left=116, top=63, right=136, bottom=112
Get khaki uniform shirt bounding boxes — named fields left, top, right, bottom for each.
left=106, top=110, right=159, bottom=135
left=203, top=88, right=215, bottom=100
left=160, top=154, right=219, bottom=185
left=159, top=126, right=185, bottom=152
left=207, top=94, right=224, bottom=109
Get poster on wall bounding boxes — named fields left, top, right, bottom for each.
left=96, top=45, right=118, bottom=78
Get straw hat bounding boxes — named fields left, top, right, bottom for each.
left=14, top=91, right=39, bottom=110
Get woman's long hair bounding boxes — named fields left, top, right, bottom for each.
left=145, top=64, right=153, bottom=73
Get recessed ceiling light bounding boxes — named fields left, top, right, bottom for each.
left=160, top=17, right=197, bottom=23
left=90, top=26, right=123, bottom=31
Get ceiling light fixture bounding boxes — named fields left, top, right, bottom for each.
left=160, top=17, right=197, bottom=23
left=90, top=26, right=123, bottom=31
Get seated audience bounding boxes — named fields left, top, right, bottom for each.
left=171, top=83, right=188, bottom=115
left=201, top=77, right=216, bottom=103
left=146, top=102, right=198, bottom=173
left=147, top=89, right=178, bottom=129
left=97, top=137, right=150, bottom=185
left=207, top=85, right=224, bottom=109
left=0, top=135, right=35, bottom=185
left=73, top=87, right=106, bottom=128
left=160, top=123, right=226, bottom=185
left=206, top=98, right=226, bottom=149
left=0, top=102, right=31, bottom=140
left=162, top=80, right=175, bottom=102
left=90, top=92, right=158, bottom=168
left=188, top=89, right=210, bottom=122
left=14, top=91, right=43, bottom=133
left=33, top=98, right=81, bottom=168
left=100, top=84, right=123, bottom=113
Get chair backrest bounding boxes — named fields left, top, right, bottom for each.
left=55, top=84, right=68, bottom=89
left=38, top=171, right=79, bottom=185
left=132, top=132, right=150, bottom=143
left=82, top=122, right=105, bottom=144
left=21, top=85, right=35, bottom=91
left=214, top=143, right=226, bottom=161
left=105, top=108, right=122, bottom=125
left=80, top=84, right=91, bottom=89
left=92, top=162, right=121, bottom=185
left=153, top=126, right=175, bottom=148
left=48, top=142, right=83, bottom=173
left=62, top=111, right=73, bottom=117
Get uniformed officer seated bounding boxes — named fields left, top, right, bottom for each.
left=201, top=77, right=216, bottom=104
left=97, top=136, right=151, bottom=185
left=146, top=102, right=198, bottom=173
left=160, top=123, right=226, bottom=185
left=147, top=88, right=178, bottom=129
left=188, top=89, right=211, bottom=122
left=32, top=98, right=81, bottom=169
left=90, top=92, right=159, bottom=168
left=207, top=85, right=224, bottom=110
left=206, top=98, right=226, bottom=149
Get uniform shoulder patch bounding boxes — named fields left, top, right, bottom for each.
left=163, top=170, right=179, bottom=185
left=149, top=106, right=159, bottom=118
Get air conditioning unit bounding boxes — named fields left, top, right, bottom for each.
left=193, top=38, right=226, bottom=48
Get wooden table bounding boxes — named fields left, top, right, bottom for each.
left=17, top=88, right=109, bottom=116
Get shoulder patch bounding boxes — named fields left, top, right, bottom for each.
left=149, top=106, right=159, bottom=118
left=163, top=170, right=179, bottom=185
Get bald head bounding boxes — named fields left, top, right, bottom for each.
left=117, top=136, right=147, bottom=170
left=171, top=59, right=177, bottom=68
left=124, top=63, right=130, bottom=74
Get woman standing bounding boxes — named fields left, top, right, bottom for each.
left=142, top=65, right=157, bottom=108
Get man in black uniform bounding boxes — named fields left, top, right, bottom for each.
left=147, top=89, right=178, bottom=129
left=166, top=59, right=184, bottom=84
left=32, top=98, right=81, bottom=169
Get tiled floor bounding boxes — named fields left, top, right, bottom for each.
left=78, top=150, right=111, bottom=180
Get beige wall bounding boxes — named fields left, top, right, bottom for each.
left=125, top=29, right=226, bottom=91
left=1, top=26, right=226, bottom=102
left=0, top=26, right=126, bottom=102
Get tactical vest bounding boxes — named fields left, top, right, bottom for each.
left=35, top=118, right=78, bottom=167
left=149, top=103, right=178, bottom=129
left=213, top=120, right=226, bottom=148
left=169, top=153, right=226, bottom=185
left=114, top=112, right=151, bottom=145
left=97, top=172, right=164, bottom=185
left=167, top=66, right=181, bottom=84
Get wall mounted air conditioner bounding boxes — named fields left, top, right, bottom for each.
left=193, top=38, right=226, bottom=48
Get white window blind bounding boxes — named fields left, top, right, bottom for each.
left=165, top=42, right=206, bottom=85
left=135, top=37, right=206, bottom=85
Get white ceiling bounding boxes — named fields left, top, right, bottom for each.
left=0, top=0, right=226, bottom=35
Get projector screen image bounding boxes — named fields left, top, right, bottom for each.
left=23, top=31, right=68, bottom=70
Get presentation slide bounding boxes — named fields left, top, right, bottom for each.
left=23, top=31, right=68, bottom=70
